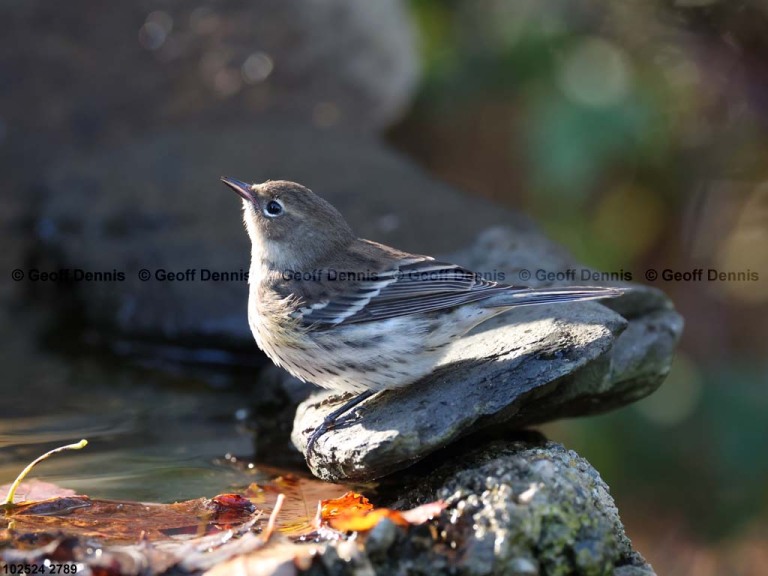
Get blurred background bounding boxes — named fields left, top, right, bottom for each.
left=390, top=2, right=768, bottom=573
left=1, top=1, right=767, bottom=574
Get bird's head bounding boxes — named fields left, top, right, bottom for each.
left=221, top=177, right=355, bottom=271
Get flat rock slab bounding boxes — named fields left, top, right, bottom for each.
left=292, top=301, right=628, bottom=481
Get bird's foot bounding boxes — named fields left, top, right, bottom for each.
left=305, top=390, right=376, bottom=461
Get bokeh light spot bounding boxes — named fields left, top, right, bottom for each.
left=200, top=50, right=241, bottom=96
left=139, top=22, right=167, bottom=51
left=558, top=37, right=632, bottom=107
left=214, top=69, right=242, bottom=98
left=139, top=11, right=173, bottom=51
left=242, top=52, right=274, bottom=84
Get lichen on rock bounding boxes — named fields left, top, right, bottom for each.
left=378, top=438, right=656, bottom=576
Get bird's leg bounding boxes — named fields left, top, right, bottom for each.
left=305, top=390, right=376, bottom=458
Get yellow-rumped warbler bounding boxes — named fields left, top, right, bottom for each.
left=222, top=177, right=624, bottom=451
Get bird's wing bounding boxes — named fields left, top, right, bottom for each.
left=295, top=259, right=511, bottom=326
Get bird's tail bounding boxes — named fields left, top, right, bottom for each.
left=483, top=285, right=626, bottom=308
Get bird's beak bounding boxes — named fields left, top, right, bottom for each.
left=221, top=176, right=256, bottom=203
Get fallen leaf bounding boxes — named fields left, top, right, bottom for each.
left=319, top=495, right=447, bottom=533
left=0, top=464, right=409, bottom=575
left=4, top=495, right=261, bottom=544
left=320, top=492, right=373, bottom=521
left=329, top=508, right=401, bottom=532
left=212, top=493, right=257, bottom=512
left=244, top=472, right=350, bottom=536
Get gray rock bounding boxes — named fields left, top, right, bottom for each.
left=263, top=439, right=652, bottom=575
left=37, top=125, right=523, bottom=347
left=291, top=227, right=683, bottom=481
left=451, top=228, right=684, bottom=418
left=381, top=439, right=656, bottom=576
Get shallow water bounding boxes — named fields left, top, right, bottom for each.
left=0, top=349, right=277, bottom=503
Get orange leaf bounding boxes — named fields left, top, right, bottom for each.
left=321, top=497, right=447, bottom=533
left=329, top=508, right=404, bottom=532
left=320, top=492, right=373, bottom=520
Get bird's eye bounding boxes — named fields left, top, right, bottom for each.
left=264, top=200, right=283, bottom=217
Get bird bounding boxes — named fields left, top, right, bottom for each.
left=221, top=177, right=625, bottom=455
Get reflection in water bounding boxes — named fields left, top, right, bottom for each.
left=0, top=353, right=266, bottom=503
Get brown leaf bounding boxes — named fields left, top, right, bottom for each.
left=5, top=496, right=261, bottom=544
left=209, top=493, right=258, bottom=527
left=0, top=467, right=390, bottom=574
